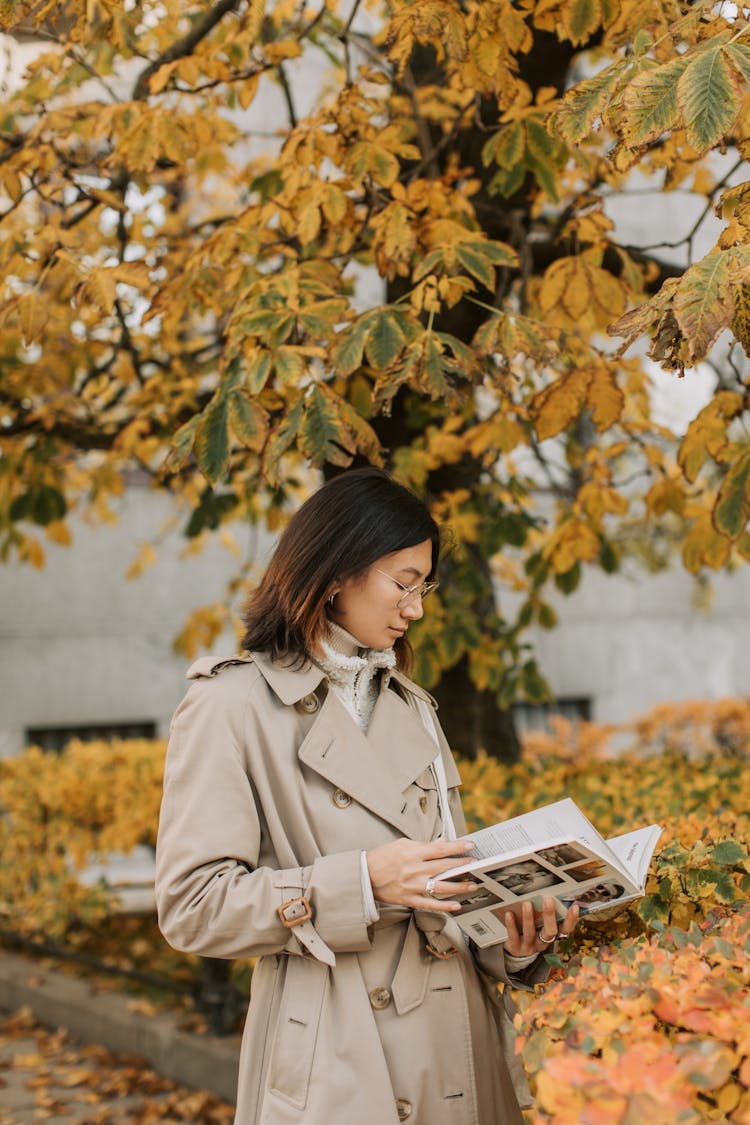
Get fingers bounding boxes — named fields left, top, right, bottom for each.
left=504, top=898, right=576, bottom=957
left=423, top=876, right=480, bottom=900
left=558, top=903, right=580, bottom=938
left=420, top=839, right=475, bottom=861
left=540, top=897, right=559, bottom=938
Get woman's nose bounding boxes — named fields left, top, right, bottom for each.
left=401, top=597, right=424, bottom=621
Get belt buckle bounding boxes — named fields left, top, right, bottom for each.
left=426, top=942, right=458, bottom=960
left=277, top=896, right=313, bottom=929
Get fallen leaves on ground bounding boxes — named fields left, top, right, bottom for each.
left=0, top=1007, right=234, bottom=1124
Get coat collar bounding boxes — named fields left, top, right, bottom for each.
left=249, top=650, right=439, bottom=710
left=249, top=650, right=326, bottom=705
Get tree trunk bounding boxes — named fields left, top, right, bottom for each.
left=432, top=657, right=521, bottom=763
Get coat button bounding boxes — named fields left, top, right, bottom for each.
left=396, top=1099, right=412, bottom=1121
left=419, top=795, right=428, bottom=813
left=369, top=987, right=392, bottom=1010
left=331, top=788, right=352, bottom=809
left=298, top=693, right=319, bottom=714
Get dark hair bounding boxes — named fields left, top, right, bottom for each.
left=241, top=467, right=440, bottom=669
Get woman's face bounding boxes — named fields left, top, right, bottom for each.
left=328, top=539, right=433, bottom=650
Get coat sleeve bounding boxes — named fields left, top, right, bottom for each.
left=155, top=673, right=373, bottom=962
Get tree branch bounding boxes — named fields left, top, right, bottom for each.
left=276, top=62, right=298, bottom=129
left=132, top=0, right=242, bottom=101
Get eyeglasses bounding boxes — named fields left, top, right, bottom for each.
left=373, top=568, right=439, bottom=609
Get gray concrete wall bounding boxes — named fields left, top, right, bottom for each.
left=515, top=562, right=750, bottom=723
left=0, top=486, right=273, bottom=757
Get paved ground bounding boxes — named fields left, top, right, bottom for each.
left=0, top=1007, right=234, bottom=1125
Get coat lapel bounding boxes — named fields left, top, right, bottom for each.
left=297, top=688, right=438, bottom=839
left=250, top=649, right=459, bottom=839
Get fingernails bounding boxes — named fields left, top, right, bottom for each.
left=544, top=898, right=554, bottom=909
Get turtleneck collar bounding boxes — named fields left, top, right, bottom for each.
left=314, top=619, right=396, bottom=731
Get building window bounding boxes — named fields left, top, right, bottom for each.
left=25, top=721, right=158, bottom=753
left=511, top=697, right=591, bottom=737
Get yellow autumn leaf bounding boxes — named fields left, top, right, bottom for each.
left=586, top=363, right=625, bottom=431
left=577, top=482, right=629, bottom=522
left=532, top=367, right=591, bottom=441
left=542, top=518, right=601, bottom=573
left=125, top=542, right=157, bottom=580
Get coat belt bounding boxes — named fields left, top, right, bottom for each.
left=284, top=900, right=459, bottom=1015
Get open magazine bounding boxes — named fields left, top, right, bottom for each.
left=440, top=798, right=663, bottom=948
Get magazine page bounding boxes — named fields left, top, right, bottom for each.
left=448, top=837, right=642, bottom=948
left=449, top=798, right=629, bottom=882
left=605, top=824, right=663, bottom=888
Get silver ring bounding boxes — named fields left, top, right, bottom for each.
left=537, top=932, right=557, bottom=944
left=425, top=876, right=437, bottom=898
left=558, top=931, right=570, bottom=939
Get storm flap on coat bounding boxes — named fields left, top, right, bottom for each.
left=155, top=652, right=549, bottom=1125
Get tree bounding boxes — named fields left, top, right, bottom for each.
left=1, top=0, right=749, bottom=757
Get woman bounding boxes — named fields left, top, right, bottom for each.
left=155, top=468, right=579, bottom=1125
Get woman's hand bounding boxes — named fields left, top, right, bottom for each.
left=503, top=898, right=580, bottom=958
left=366, top=838, right=477, bottom=913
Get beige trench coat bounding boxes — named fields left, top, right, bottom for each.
left=155, top=652, right=548, bottom=1125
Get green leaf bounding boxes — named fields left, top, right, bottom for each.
left=454, top=243, right=495, bottom=291
left=413, top=248, right=451, bottom=282
left=263, top=397, right=305, bottom=486
left=298, top=385, right=353, bottom=468
left=723, top=41, right=750, bottom=86
left=365, top=310, right=406, bottom=370
left=418, top=334, right=450, bottom=397
left=194, top=396, right=230, bottom=484
left=9, top=484, right=67, bottom=526
left=599, top=538, right=619, bottom=573
left=713, top=448, right=750, bottom=540
left=163, top=416, right=200, bottom=472
left=637, top=894, right=668, bottom=925
left=554, top=562, right=581, bottom=594
left=487, top=163, right=525, bottom=199
left=370, top=145, right=400, bottom=186
left=228, top=390, right=268, bottom=451
left=710, top=840, right=746, bottom=865
left=566, top=0, right=602, bottom=45
left=184, top=487, right=238, bottom=538
left=274, top=346, right=306, bottom=386
left=713, top=870, right=738, bottom=903
left=537, top=603, right=558, bottom=629
left=482, top=122, right=523, bottom=170
left=525, top=116, right=557, bottom=165
left=331, top=317, right=371, bottom=376
left=677, top=45, right=741, bottom=154
left=246, top=350, right=273, bottom=395
left=554, top=68, right=616, bottom=146
left=297, top=297, right=348, bottom=337
left=620, top=56, right=688, bottom=147
left=241, top=308, right=293, bottom=338
left=479, top=240, right=519, bottom=268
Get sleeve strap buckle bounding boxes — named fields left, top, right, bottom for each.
left=277, top=896, right=313, bottom=929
